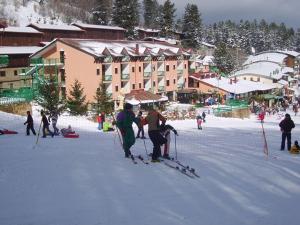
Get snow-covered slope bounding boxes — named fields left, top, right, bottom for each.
left=1, top=108, right=300, bottom=225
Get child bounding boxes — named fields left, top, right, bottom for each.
left=289, top=140, right=300, bottom=154
left=61, top=125, right=74, bottom=136
left=160, top=124, right=178, bottom=159
left=196, top=115, right=203, bottom=130
left=136, top=111, right=145, bottom=139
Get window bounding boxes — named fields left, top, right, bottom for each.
left=184, top=64, right=187, bottom=69
left=173, top=79, right=176, bottom=84
left=139, top=66, right=142, bottom=72
left=153, top=81, right=156, bottom=87
left=139, top=83, right=142, bottom=89
left=166, top=65, right=170, bottom=71
left=132, top=67, right=135, bottom=72
left=257, top=77, right=260, bottom=82
left=115, top=68, right=118, bottom=74
left=96, top=69, right=100, bottom=75
left=197, top=82, right=200, bottom=88
left=132, top=84, right=135, bottom=89
left=22, top=69, right=25, bottom=73
left=166, top=80, right=170, bottom=86
left=14, top=70, right=18, bottom=76
left=244, top=77, right=246, bottom=80
left=153, top=66, right=155, bottom=71
left=250, top=77, right=253, bottom=81
left=115, top=86, right=119, bottom=92
left=0, top=71, right=5, bottom=77
left=102, top=65, right=105, bottom=75
left=173, top=65, right=176, bottom=70
left=10, top=83, right=13, bottom=89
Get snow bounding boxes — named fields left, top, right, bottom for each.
left=1, top=105, right=300, bottom=224
left=190, top=76, right=277, bottom=94
left=244, top=52, right=288, bottom=65
left=73, top=22, right=125, bottom=31
left=28, top=23, right=83, bottom=31
left=3, top=26, right=41, bottom=34
left=0, top=46, right=42, bottom=55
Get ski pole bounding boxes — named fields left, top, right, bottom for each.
left=174, top=133, right=178, bottom=161
left=261, top=120, right=269, bottom=156
left=142, top=136, right=149, bottom=160
left=35, top=119, right=42, bottom=147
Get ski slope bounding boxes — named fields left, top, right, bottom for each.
left=1, top=108, right=300, bottom=225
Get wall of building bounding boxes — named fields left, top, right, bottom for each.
left=0, top=33, right=42, bottom=46
left=0, top=67, right=31, bottom=89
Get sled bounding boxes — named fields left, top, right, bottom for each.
left=63, top=133, right=79, bottom=138
left=1, top=129, right=18, bottom=134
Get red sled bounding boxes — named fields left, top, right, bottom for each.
left=63, top=133, right=79, bottom=138
left=1, top=129, right=18, bottom=134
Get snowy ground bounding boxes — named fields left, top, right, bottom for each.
left=1, top=108, right=300, bottom=225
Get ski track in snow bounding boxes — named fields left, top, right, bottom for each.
left=1, top=109, right=300, bottom=225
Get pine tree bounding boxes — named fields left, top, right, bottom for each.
left=143, top=0, right=160, bottom=29
left=213, top=42, right=234, bottom=75
left=182, top=3, right=202, bottom=48
left=36, top=76, right=66, bottom=115
left=160, top=0, right=176, bottom=37
left=91, top=0, right=112, bottom=25
left=112, top=0, right=140, bottom=39
left=293, top=28, right=300, bottom=52
left=94, top=82, right=114, bottom=115
left=67, top=79, right=88, bottom=116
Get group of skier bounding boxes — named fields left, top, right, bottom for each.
left=24, top=110, right=59, bottom=138
left=115, top=103, right=178, bottom=162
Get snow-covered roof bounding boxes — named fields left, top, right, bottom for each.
left=3, top=26, right=42, bottom=34
left=72, top=22, right=125, bottom=31
left=243, top=52, right=288, bottom=65
left=143, top=37, right=178, bottom=45
left=28, top=23, right=83, bottom=31
left=233, top=61, right=294, bottom=80
left=201, top=42, right=216, bottom=49
left=0, top=46, right=42, bottom=55
left=136, top=27, right=160, bottom=33
left=34, top=39, right=189, bottom=58
left=190, top=76, right=277, bottom=94
left=277, top=50, right=300, bottom=58
left=196, top=56, right=215, bottom=66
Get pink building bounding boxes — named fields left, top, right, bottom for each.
left=30, top=39, right=191, bottom=104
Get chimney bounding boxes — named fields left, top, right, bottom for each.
left=135, top=44, right=139, bottom=55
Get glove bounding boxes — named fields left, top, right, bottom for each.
left=174, top=130, right=178, bottom=136
left=24, top=122, right=26, bottom=125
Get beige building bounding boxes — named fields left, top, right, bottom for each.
left=30, top=39, right=191, bottom=103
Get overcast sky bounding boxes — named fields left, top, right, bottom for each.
left=157, top=0, right=299, bottom=28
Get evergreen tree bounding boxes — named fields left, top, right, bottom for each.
left=36, top=76, right=66, bottom=115
left=67, top=79, right=88, bottom=116
left=160, top=0, right=176, bottom=37
left=213, top=42, right=234, bottom=75
left=143, top=0, right=159, bottom=29
left=293, top=28, right=300, bottom=52
left=94, top=82, right=114, bottom=114
left=91, top=0, right=111, bottom=25
left=182, top=3, right=202, bottom=49
left=112, top=0, right=140, bottom=39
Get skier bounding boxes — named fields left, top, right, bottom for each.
left=41, top=110, right=54, bottom=138
left=196, top=114, right=203, bottom=130
left=160, top=124, right=178, bottom=159
left=143, top=106, right=167, bottom=162
left=202, top=111, right=206, bottom=122
left=97, top=113, right=102, bottom=130
left=290, top=140, right=300, bottom=154
left=136, top=111, right=146, bottom=139
left=116, top=103, right=137, bottom=158
left=48, top=111, right=59, bottom=135
left=24, top=111, right=36, bottom=136
left=279, top=113, right=295, bottom=151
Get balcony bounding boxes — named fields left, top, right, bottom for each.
left=158, top=86, right=165, bottom=92
left=103, top=75, right=112, bottom=82
left=177, top=83, right=184, bottom=89
left=177, top=69, right=183, bottom=75
left=157, top=71, right=165, bottom=77
left=121, top=73, right=130, bottom=80
left=189, top=68, right=195, bottom=74
left=144, top=72, right=151, bottom=78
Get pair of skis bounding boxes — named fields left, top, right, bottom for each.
left=163, top=159, right=200, bottom=178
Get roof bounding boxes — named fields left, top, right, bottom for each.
left=243, top=52, right=288, bottom=65
left=125, top=90, right=168, bottom=104
left=0, top=46, right=42, bottom=55
left=136, top=27, right=160, bottom=33
left=143, top=37, right=178, bottom=45
left=2, top=26, right=42, bottom=34
left=27, top=23, right=84, bottom=32
left=190, top=76, right=277, bottom=94
left=31, top=38, right=190, bottom=59
left=72, top=22, right=125, bottom=31
left=232, top=61, right=294, bottom=80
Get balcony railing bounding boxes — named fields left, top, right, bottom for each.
left=177, top=69, right=183, bottom=75
left=121, top=73, right=130, bottom=80
left=103, top=75, right=112, bottom=82
left=157, top=71, right=165, bottom=77
left=158, top=86, right=165, bottom=92
left=144, top=72, right=151, bottom=78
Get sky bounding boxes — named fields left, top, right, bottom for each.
left=157, top=0, right=300, bottom=28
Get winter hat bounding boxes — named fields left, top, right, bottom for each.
left=285, top=113, right=291, bottom=119
left=295, top=140, right=299, bottom=145
left=124, top=103, right=133, bottom=110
